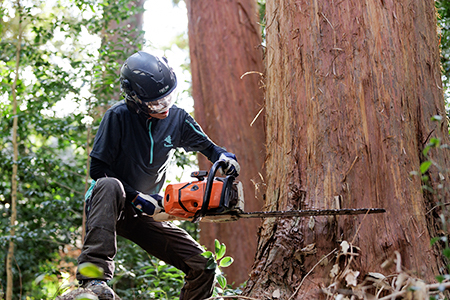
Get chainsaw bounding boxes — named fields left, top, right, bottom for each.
left=153, top=161, right=386, bottom=223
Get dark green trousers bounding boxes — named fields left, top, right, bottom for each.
left=77, top=177, right=215, bottom=300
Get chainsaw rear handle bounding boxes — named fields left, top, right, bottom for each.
left=192, top=160, right=229, bottom=223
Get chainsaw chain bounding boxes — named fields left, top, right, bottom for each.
left=230, top=208, right=386, bottom=219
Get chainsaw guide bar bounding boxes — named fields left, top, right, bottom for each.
left=207, top=207, right=386, bottom=219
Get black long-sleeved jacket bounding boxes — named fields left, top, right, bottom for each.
left=88, top=101, right=225, bottom=201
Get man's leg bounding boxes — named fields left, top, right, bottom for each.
left=117, top=208, right=215, bottom=300
left=179, top=254, right=216, bottom=300
left=77, top=177, right=126, bottom=281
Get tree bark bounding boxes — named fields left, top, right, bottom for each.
left=186, top=0, right=266, bottom=285
left=245, top=0, right=449, bottom=299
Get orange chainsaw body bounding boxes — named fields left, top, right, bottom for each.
left=164, top=180, right=225, bottom=219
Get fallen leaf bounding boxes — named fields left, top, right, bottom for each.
left=341, top=241, right=350, bottom=254
left=272, top=289, right=281, bottom=298
left=330, top=264, right=340, bottom=278
left=344, top=269, right=360, bottom=287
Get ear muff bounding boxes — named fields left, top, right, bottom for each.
left=120, top=78, right=133, bottom=94
left=121, top=78, right=141, bottom=114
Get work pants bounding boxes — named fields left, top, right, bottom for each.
left=76, top=177, right=215, bottom=300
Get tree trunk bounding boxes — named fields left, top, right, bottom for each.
left=6, top=2, right=22, bottom=298
left=245, top=0, right=449, bottom=299
left=186, top=0, right=266, bottom=285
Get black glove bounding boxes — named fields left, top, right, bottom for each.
left=218, top=152, right=240, bottom=176
left=132, top=193, right=164, bottom=216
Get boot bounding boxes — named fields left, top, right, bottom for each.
left=81, top=280, right=115, bottom=300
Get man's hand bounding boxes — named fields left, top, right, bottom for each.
left=218, top=152, right=240, bottom=177
left=132, top=193, right=164, bottom=216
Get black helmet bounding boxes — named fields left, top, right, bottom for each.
left=120, top=52, right=177, bottom=116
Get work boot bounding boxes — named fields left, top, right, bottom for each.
left=81, top=279, right=115, bottom=300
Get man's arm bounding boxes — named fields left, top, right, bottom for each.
left=199, top=143, right=227, bottom=162
left=180, top=112, right=240, bottom=176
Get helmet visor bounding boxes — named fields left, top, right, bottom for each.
left=142, top=93, right=175, bottom=114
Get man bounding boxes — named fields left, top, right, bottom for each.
left=77, top=51, right=240, bottom=300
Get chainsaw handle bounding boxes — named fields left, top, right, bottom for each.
left=193, top=160, right=227, bottom=223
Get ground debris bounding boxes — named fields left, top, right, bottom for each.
left=319, top=245, right=448, bottom=300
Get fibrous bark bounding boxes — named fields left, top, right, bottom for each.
left=246, top=0, right=449, bottom=299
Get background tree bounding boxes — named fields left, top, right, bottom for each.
left=6, top=1, right=23, bottom=298
left=245, top=0, right=450, bottom=299
left=0, top=0, right=144, bottom=297
left=185, top=0, right=266, bottom=285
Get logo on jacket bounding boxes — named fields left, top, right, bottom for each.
left=164, top=135, right=173, bottom=147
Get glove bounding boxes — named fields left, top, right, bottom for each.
left=132, top=193, right=164, bottom=216
left=218, top=152, right=240, bottom=177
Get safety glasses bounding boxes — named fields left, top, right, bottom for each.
left=139, top=92, right=176, bottom=114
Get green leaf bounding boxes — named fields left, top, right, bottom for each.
left=436, top=274, right=450, bottom=284
left=215, top=239, right=221, bottom=254
left=420, top=161, right=432, bottom=174
left=201, top=251, right=213, bottom=259
left=430, top=137, right=441, bottom=147
left=75, top=293, right=98, bottom=300
left=216, top=243, right=226, bottom=260
left=431, top=115, right=443, bottom=122
left=431, top=236, right=441, bottom=246
left=219, top=256, right=234, bottom=268
left=34, top=274, right=46, bottom=285
left=217, top=274, right=227, bottom=289
left=78, top=262, right=104, bottom=279
left=423, top=138, right=442, bottom=156
left=205, top=257, right=217, bottom=270
left=443, top=247, right=450, bottom=259
left=421, top=184, right=434, bottom=193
